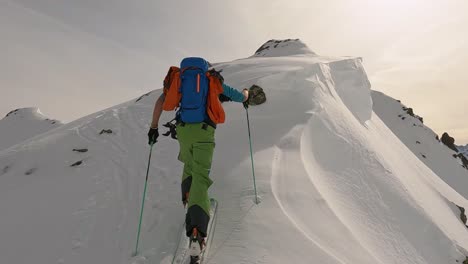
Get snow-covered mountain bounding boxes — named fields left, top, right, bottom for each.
left=0, top=107, right=62, bottom=151
left=458, top=145, right=468, bottom=157
left=372, top=91, right=468, bottom=198
left=1, top=40, right=468, bottom=264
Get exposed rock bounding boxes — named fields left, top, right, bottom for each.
left=401, top=117, right=406, bottom=120
left=403, top=107, right=414, bottom=117
left=402, top=106, right=424, bottom=123
left=25, top=168, right=37, bottom=175
left=70, top=160, right=83, bottom=167
left=99, top=129, right=113, bottom=135
left=135, top=91, right=152, bottom=103
left=5, top=109, right=19, bottom=117
left=455, top=153, right=468, bottom=169
left=456, top=205, right=467, bottom=227
left=441, top=132, right=458, bottom=152
left=252, top=39, right=316, bottom=57
left=2, top=165, right=10, bottom=175
left=436, top=135, right=439, bottom=141
left=421, top=154, right=427, bottom=159
left=416, top=141, right=421, bottom=144
left=73, top=148, right=88, bottom=153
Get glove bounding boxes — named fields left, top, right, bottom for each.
left=243, top=85, right=266, bottom=108
left=147, top=127, right=159, bottom=145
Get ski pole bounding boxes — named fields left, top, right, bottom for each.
left=245, top=107, right=259, bottom=204
left=133, top=144, right=154, bottom=256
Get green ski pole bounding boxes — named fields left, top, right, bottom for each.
left=245, top=106, right=259, bottom=204
left=133, top=144, right=154, bottom=256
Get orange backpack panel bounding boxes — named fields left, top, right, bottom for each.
left=162, top=66, right=181, bottom=111
left=206, top=72, right=225, bottom=124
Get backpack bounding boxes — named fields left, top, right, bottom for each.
left=162, top=57, right=225, bottom=124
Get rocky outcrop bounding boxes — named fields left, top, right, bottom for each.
left=454, top=153, right=468, bottom=169
left=457, top=205, right=467, bottom=227
left=252, top=39, right=317, bottom=57
left=441, top=132, right=458, bottom=152
left=402, top=106, right=423, bottom=123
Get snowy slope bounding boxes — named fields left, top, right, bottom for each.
left=372, top=91, right=468, bottom=200
left=458, top=145, right=468, bottom=157
left=1, top=40, right=468, bottom=264
left=0, top=107, right=62, bottom=151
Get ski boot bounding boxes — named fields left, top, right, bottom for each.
left=189, top=228, right=205, bottom=264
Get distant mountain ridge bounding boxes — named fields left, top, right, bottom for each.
left=458, top=144, right=468, bottom=157
left=0, top=107, right=61, bottom=151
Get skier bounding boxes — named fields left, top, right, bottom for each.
left=147, top=57, right=265, bottom=262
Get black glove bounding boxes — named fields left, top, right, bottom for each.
left=147, top=127, right=159, bottom=145
left=244, top=85, right=266, bottom=109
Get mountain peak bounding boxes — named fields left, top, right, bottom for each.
left=4, top=107, right=47, bottom=120
left=252, top=39, right=317, bottom=57
left=1, top=107, right=62, bottom=150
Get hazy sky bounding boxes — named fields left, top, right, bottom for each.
left=1, top=0, right=467, bottom=143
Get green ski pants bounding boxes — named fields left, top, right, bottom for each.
left=176, top=122, right=215, bottom=237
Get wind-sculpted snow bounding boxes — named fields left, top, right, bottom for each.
left=0, top=46, right=467, bottom=264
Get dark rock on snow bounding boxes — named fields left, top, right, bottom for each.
left=441, top=132, right=458, bottom=152
left=71, top=160, right=83, bottom=167
left=73, top=148, right=88, bottom=153
left=99, top=129, right=113, bottom=135
left=25, top=168, right=37, bottom=175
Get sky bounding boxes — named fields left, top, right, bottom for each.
left=1, top=0, right=467, bottom=144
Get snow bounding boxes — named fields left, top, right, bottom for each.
left=1, top=41, right=468, bottom=264
left=458, top=145, right=468, bottom=157
left=372, top=91, right=468, bottom=200
left=0, top=107, right=62, bottom=151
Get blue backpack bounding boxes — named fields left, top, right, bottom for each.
left=178, top=57, right=210, bottom=123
